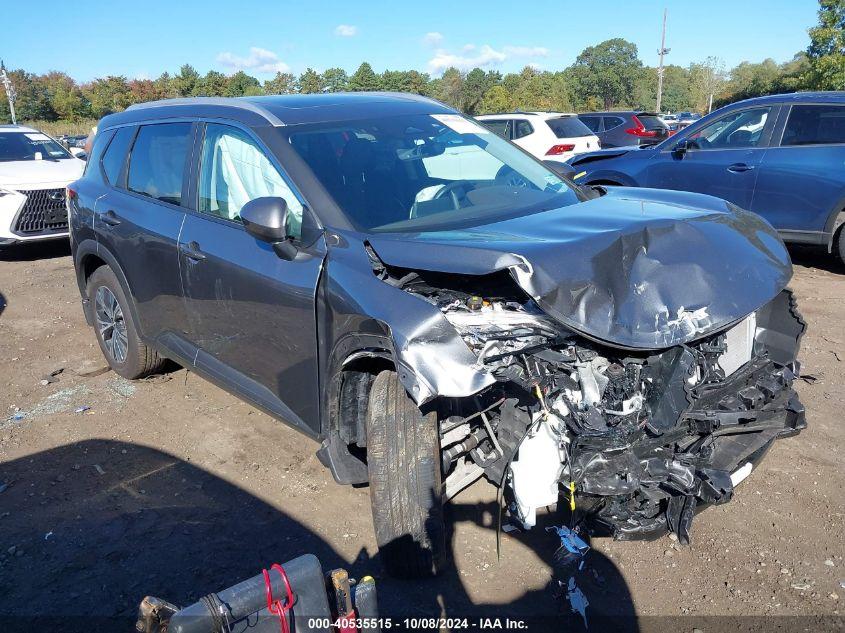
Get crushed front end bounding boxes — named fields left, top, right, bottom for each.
left=388, top=265, right=806, bottom=543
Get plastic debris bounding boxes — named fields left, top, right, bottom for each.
left=567, top=577, right=589, bottom=627
left=0, top=482, right=8, bottom=494
left=44, top=531, right=53, bottom=541
left=548, top=525, right=590, bottom=572
left=74, top=406, right=91, bottom=414
left=94, top=464, right=106, bottom=475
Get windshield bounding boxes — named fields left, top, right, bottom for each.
left=0, top=131, right=73, bottom=162
left=288, top=113, right=580, bottom=233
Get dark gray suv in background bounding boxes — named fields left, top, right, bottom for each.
left=69, top=94, right=806, bottom=578
left=577, top=111, right=672, bottom=147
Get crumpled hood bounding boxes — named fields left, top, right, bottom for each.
left=367, top=187, right=792, bottom=350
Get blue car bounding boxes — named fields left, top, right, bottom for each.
left=568, top=92, right=845, bottom=265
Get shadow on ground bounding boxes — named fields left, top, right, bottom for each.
left=787, top=244, right=844, bottom=275
left=0, top=440, right=636, bottom=631
left=0, top=240, right=71, bottom=262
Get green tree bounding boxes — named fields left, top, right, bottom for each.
left=42, top=71, right=90, bottom=121
left=83, top=76, right=132, bottom=118
left=195, top=70, right=229, bottom=96
left=225, top=71, right=262, bottom=96
left=173, top=64, right=200, bottom=97
left=568, top=38, right=642, bottom=109
left=348, top=62, right=380, bottom=91
left=430, top=67, right=464, bottom=108
left=1, top=70, right=55, bottom=121
left=264, top=72, right=296, bottom=95
left=806, top=0, right=845, bottom=89
left=128, top=78, right=165, bottom=104
left=297, top=68, right=323, bottom=94
left=688, top=56, right=727, bottom=113
left=321, top=67, right=349, bottom=92
left=461, top=68, right=501, bottom=114
left=479, top=84, right=512, bottom=113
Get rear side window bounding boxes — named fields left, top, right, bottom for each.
left=782, top=105, right=845, bottom=146
left=546, top=117, right=594, bottom=138
left=479, top=119, right=510, bottom=140
left=603, top=116, right=625, bottom=131
left=635, top=115, right=669, bottom=131
left=101, top=127, right=135, bottom=186
left=513, top=120, right=534, bottom=139
left=127, top=123, right=192, bottom=205
left=579, top=116, right=601, bottom=132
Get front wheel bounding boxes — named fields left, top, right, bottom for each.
left=366, top=370, right=448, bottom=578
left=835, top=225, right=845, bottom=267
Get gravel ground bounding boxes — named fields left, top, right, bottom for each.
left=0, top=241, right=842, bottom=632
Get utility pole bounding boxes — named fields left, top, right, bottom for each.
left=0, top=61, right=16, bottom=125
left=655, top=8, right=670, bottom=113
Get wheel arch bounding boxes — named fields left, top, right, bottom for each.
left=74, top=239, right=145, bottom=336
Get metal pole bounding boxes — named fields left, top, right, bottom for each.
left=0, top=62, right=17, bottom=124
left=656, top=8, right=668, bottom=113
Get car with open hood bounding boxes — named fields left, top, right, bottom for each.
left=68, top=94, right=806, bottom=578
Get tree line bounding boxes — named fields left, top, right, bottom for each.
left=1, top=0, right=842, bottom=126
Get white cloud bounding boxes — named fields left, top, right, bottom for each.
left=503, top=45, right=549, bottom=58
left=427, top=43, right=550, bottom=74
left=334, top=24, right=358, bottom=37
left=216, top=47, right=290, bottom=74
left=427, top=45, right=507, bottom=73
left=422, top=32, right=444, bottom=47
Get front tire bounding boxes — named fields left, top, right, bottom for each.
left=366, top=370, right=448, bottom=578
left=87, top=266, right=165, bottom=379
left=835, top=225, right=845, bottom=267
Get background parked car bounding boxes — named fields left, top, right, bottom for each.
left=567, top=92, right=845, bottom=265
left=0, top=125, right=85, bottom=247
left=659, top=113, right=680, bottom=131
left=476, top=112, right=600, bottom=162
left=676, top=111, right=702, bottom=129
left=577, top=111, right=671, bottom=148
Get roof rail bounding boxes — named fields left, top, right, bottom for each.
left=126, top=97, right=285, bottom=127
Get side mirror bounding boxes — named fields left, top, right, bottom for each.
left=240, top=197, right=298, bottom=260
left=672, top=139, right=691, bottom=157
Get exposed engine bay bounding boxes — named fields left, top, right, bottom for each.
left=376, top=261, right=806, bottom=543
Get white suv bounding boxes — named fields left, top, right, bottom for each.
left=476, top=112, right=600, bottom=162
left=0, top=125, right=85, bottom=247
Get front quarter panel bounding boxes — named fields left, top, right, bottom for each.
left=318, top=231, right=494, bottom=429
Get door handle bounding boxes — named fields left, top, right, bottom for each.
left=100, top=210, right=121, bottom=226
left=727, top=163, right=755, bottom=173
left=179, top=241, right=206, bottom=261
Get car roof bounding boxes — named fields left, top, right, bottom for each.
left=99, top=93, right=454, bottom=130
left=721, top=91, right=845, bottom=107
left=578, top=111, right=653, bottom=117
left=476, top=112, right=578, bottom=119
left=0, top=124, right=40, bottom=134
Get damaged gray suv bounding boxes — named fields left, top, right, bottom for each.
left=69, top=94, right=806, bottom=578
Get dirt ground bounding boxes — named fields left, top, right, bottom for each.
left=0, top=241, right=842, bottom=632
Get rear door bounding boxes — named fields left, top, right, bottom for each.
left=600, top=115, right=627, bottom=147
left=750, top=103, right=845, bottom=237
left=642, top=105, right=777, bottom=211
left=93, top=122, right=192, bottom=343
left=178, top=121, right=326, bottom=434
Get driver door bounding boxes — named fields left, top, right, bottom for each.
left=643, top=106, right=777, bottom=211
left=179, top=122, right=326, bottom=434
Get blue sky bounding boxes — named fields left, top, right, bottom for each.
left=3, top=1, right=819, bottom=81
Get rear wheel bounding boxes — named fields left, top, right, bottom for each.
left=87, top=266, right=165, bottom=379
left=366, top=370, right=448, bottom=578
